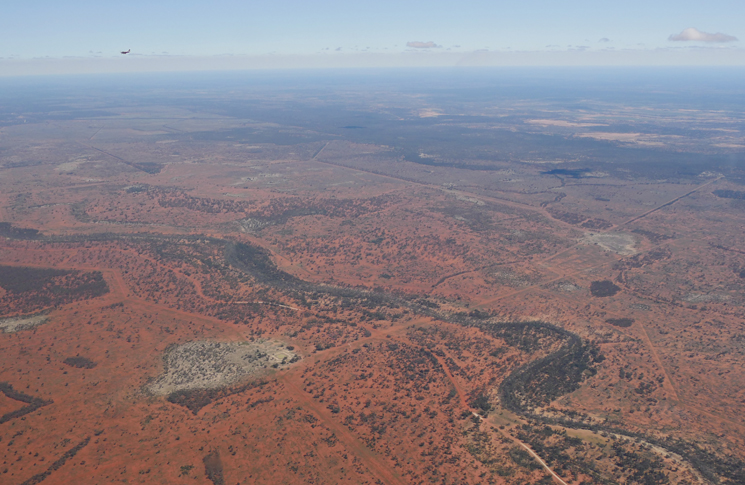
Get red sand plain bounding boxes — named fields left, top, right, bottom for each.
left=0, top=117, right=743, bottom=485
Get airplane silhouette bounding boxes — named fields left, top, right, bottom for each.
left=120, top=49, right=130, bottom=54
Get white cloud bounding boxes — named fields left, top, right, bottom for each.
left=406, top=41, right=441, bottom=49
left=668, top=27, right=738, bottom=43
left=598, top=38, right=610, bottom=43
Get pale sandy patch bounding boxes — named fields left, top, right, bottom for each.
left=0, top=314, right=49, bottom=333
left=56, top=159, right=86, bottom=172
left=527, top=119, right=607, bottom=127
left=582, top=232, right=638, bottom=256
left=419, top=109, right=444, bottom=118
left=577, top=132, right=643, bottom=142
left=146, top=340, right=296, bottom=396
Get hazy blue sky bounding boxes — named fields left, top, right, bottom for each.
left=1, top=0, right=743, bottom=74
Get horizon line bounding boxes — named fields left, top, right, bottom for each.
left=2, top=48, right=745, bottom=77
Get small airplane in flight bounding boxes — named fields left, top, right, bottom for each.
left=120, top=49, right=130, bottom=55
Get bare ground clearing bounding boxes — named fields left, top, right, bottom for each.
left=146, top=339, right=296, bottom=396
left=0, top=312, right=49, bottom=333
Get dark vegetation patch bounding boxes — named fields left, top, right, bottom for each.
left=469, top=391, right=492, bottom=414
left=0, top=222, right=40, bottom=240
left=541, top=168, right=590, bottom=178
left=709, top=243, right=745, bottom=256
left=0, top=382, right=53, bottom=424
left=579, top=218, right=613, bottom=230
left=0, top=266, right=70, bottom=293
left=659, top=437, right=745, bottom=485
left=156, top=188, right=394, bottom=222
left=545, top=208, right=611, bottom=229
left=224, top=240, right=402, bottom=313
left=631, top=228, right=673, bottom=244
left=84, top=145, right=163, bottom=175
left=461, top=419, right=503, bottom=473
left=556, top=426, right=745, bottom=484
left=501, top=336, right=603, bottom=409
left=511, top=392, right=745, bottom=484
left=642, top=247, right=671, bottom=262
left=611, top=441, right=670, bottom=484
left=189, top=126, right=328, bottom=146
left=2, top=159, right=43, bottom=169
left=166, top=379, right=268, bottom=414
left=19, top=436, right=91, bottom=485
left=508, top=447, right=541, bottom=470
left=478, top=322, right=604, bottom=411
left=468, top=309, right=491, bottom=320
left=70, top=202, right=90, bottom=223
left=462, top=310, right=742, bottom=483
left=540, top=192, right=566, bottom=207
left=63, top=356, right=97, bottom=369
left=614, top=248, right=671, bottom=270
left=514, top=423, right=677, bottom=484
left=515, top=424, right=599, bottom=480
left=416, top=299, right=440, bottom=309
left=712, top=189, right=745, bottom=200
left=0, top=265, right=109, bottom=313
left=605, top=318, right=634, bottom=328
left=437, top=204, right=495, bottom=231
left=125, top=185, right=147, bottom=193
left=8, top=109, right=117, bottom=125
left=546, top=208, right=587, bottom=225
left=590, top=280, right=620, bottom=297
left=248, top=206, right=324, bottom=226
left=131, top=162, right=162, bottom=174
left=484, top=322, right=562, bottom=353
left=225, top=243, right=300, bottom=288
left=203, top=450, right=225, bottom=485
left=157, top=192, right=254, bottom=214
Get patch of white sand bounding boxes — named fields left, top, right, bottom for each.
left=146, top=340, right=296, bottom=396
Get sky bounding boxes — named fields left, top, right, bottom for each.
left=1, top=0, right=744, bottom=75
